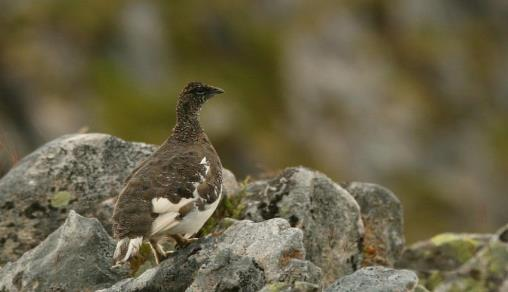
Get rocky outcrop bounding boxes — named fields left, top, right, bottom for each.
left=241, top=167, right=364, bottom=285
left=0, top=134, right=155, bottom=265
left=397, top=233, right=492, bottom=273
left=324, top=266, right=420, bottom=292
left=344, top=182, right=405, bottom=267
left=0, top=211, right=128, bottom=292
left=397, top=225, right=508, bottom=291
left=2, top=133, right=506, bottom=291
left=100, top=218, right=321, bottom=292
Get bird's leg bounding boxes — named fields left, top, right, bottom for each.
left=149, top=239, right=173, bottom=264
left=172, top=234, right=198, bottom=248
left=148, top=241, right=161, bottom=265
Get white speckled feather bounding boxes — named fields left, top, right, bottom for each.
left=152, top=197, right=195, bottom=214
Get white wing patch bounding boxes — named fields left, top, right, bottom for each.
left=200, top=156, right=210, bottom=176
left=149, top=156, right=218, bottom=239
left=151, top=212, right=180, bottom=236
left=168, top=188, right=223, bottom=238
left=152, top=197, right=195, bottom=214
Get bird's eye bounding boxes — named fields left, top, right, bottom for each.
left=195, top=90, right=205, bottom=95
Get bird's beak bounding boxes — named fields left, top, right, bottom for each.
left=208, top=86, right=224, bottom=95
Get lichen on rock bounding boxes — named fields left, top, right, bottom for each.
left=242, top=167, right=364, bottom=285
left=344, top=182, right=405, bottom=267
left=324, top=266, right=419, bottom=292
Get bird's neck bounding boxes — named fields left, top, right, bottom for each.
left=171, top=112, right=203, bottom=143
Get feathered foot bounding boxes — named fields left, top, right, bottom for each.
left=112, top=237, right=143, bottom=268
left=148, top=239, right=173, bottom=265
left=172, top=234, right=198, bottom=248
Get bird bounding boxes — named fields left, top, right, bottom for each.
left=111, top=81, right=224, bottom=266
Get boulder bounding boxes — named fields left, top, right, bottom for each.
left=397, top=233, right=492, bottom=273
left=100, top=218, right=321, bottom=292
left=242, top=167, right=364, bottom=285
left=0, top=134, right=155, bottom=265
left=343, top=182, right=405, bottom=267
left=324, top=266, right=420, bottom=292
left=222, top=168, right=241, bottom=197
left=0, top=211, right=128, bottom=292
left=432, top=224, right=508, bottom=291
left=187, top=249, right=266, bottom=292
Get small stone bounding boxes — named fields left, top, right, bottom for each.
left=222, top=168, right=241, bottom=197
left=324, top=266, right=419, bottom=292
left=187, top=249, right=265, bottom=292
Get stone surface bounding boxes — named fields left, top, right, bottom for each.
left=344, top=182, right=405, bottom=267
left=397, top=233, right=492, bottom=273
left=259, top=281, right=320, bottom=292
left=324, top=266, right=419, bottom=292
left=222, top=168, right=241, bottom=197
left=100, top=218, right=321, bottom=292
left=0, top=133, right=155, bottom=265
left=242, top=167, right=364, bottom=285
left=397, top=224, right=508, bottom=291
left=432, top=224, right=508, bottom=291
left=186, top=249, right=266, bottom=292
left=0, top=211, right=128, bottom=292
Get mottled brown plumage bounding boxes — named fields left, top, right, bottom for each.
left=111, top=82, right=224, bottom=266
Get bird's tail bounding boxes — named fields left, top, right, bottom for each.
left=112, top=236, right=143, bottom=267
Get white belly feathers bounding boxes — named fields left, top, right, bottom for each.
left=149, top=156, right=221, bottom=238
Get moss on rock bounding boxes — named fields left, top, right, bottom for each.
left=49, top=191, right=74, bottom=208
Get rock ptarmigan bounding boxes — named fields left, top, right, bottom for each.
left=112, top=82, right=224, bottom=266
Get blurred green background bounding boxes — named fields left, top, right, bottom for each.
left=0, top=0, right=507, bottom=243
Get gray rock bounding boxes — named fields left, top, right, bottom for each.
left=259, top=281, right=320, bottom=292
left=186, top=249, right=265, bottom=292
left=344, top=182, right=405, bottom=267
left=396, top=233, right=492, bottom=273
left=222, top=168, right=241, bottom=197
left=242, top=167, right=364, bottom=285
left=100, top=218, right=321, bottom=292
left=0, top=133, right=155, bottom=265
left=324, top=266, right=419, bottom=292
left=432, top=224, right=508, bottom=292
left=0, top=211, right=128, bottom=292
left=217, top=218, right=317, bottom=283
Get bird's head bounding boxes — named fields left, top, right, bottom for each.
left=177, top=82, right=224, bottom=114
